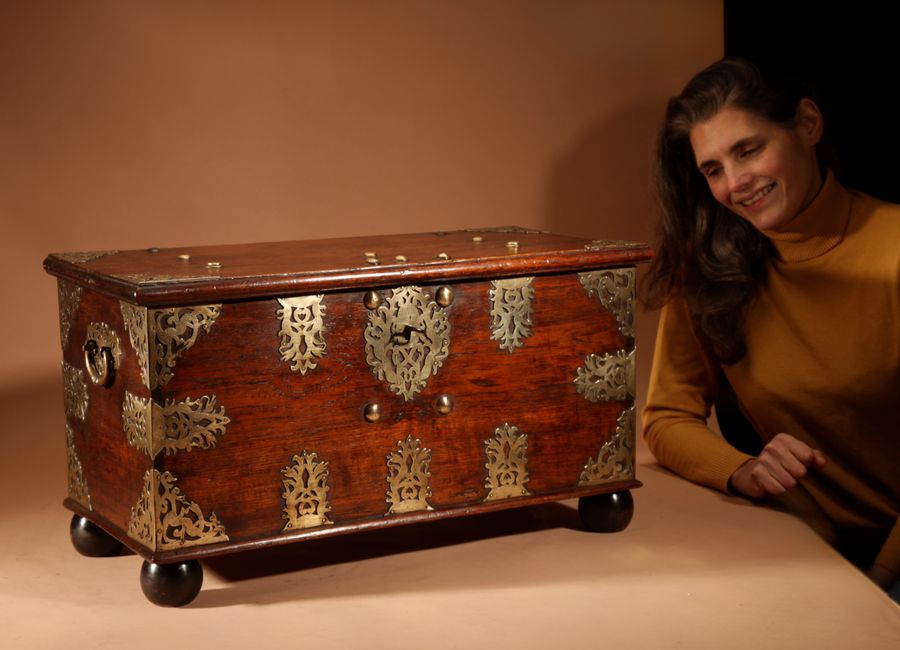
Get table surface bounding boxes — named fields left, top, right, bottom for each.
left=1, top=379, right=897, bottom=649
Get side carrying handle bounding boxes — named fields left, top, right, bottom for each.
left=83, top=322, right=123, bottom=388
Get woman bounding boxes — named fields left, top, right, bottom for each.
left=642, top=59, right=899, bottom=593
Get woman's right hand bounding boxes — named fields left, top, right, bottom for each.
left=728, top=432, right=826, bottom=498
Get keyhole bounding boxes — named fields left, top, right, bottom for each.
left=392, top=324, right=423, bottom=345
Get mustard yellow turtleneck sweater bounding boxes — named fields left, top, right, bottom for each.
left=643, top=173, right=900, bottom=577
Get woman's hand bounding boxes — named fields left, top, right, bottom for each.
left=728, top=432, right=826, bottom=498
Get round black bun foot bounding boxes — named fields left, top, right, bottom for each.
left=578, top=490, right=634, bottom=533
left=140, top=560, right=203, bottom=607
left=69, top=515, right=124, bottom=557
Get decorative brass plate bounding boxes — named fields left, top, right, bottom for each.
left=57, top=279, right=82, bottom=349
left=282, top=451, right=333, bottom=530
left=484, top=423, right=530, bottom=501
left=62, top=361, right=88, bottom=421
left=127, top=469, right=229, bottom=551
left=578, top=268, right=636, bottom=338
left=578, top=407, right=635, bottom=486
left=120, top=302, right=221, bottom=390
left=489, top=277, right=535, bottom=353
left=120, top=302, right=149, bottom=386
left=122, top=391, right=229, bottom=458
left=574, top=349, right=635, bottom=403
left=385, top=435, right=434, bottom=514
left=364, top=286, right=450, bottom=401
left=276, top=295, right=327, bottom=375
left=66, top=423, right=92, bottom=511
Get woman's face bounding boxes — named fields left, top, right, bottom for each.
left=689, top=101, right=823, bottom=232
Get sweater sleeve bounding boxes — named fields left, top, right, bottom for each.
left=642, top=297, right=754, bottom=493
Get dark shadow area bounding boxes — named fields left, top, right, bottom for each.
left=725, top=1, right=900, bottom=203
left=203, top=501, right=582, bottom=582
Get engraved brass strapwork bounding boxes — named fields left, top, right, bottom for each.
left=66, top=423, right=92, bottom=511
left=574, top=349, right=635, bottom=403
left=435, top=286, right=454, bottom=307
left=584, top=240, right=647, bottom=251
left=127, top=469, right=229, bottom=551
left=282, top=451, right=333, bottom=530
left=55, top=250, right=119, bottom=264
left=484, top=423, right=530, bottom=501
left=364, top=286, right=451, bottom=401
left=578, top=268, right=636, bottom=338
left=121, top=303, right=221, bottom=390
left=277, top=295, right=327, bottom=375
left=123, top=391, right=230, bottom=458
left=385, top=435, right=433, bottom=515
left=57, top=279, right=83, bottom=349
left=62, top=361, right=88, bottom=421
left=363, top=403, right=381, bottom=422
left=84, top=322, right=123, bottom=387
left=578, top=407, right=635, bottom=486
left=489, top=277, right=535, bottom=353
left=120, top=302, right=149, bottom=386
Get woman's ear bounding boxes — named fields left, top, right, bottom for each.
left=795, top=98, right=824, bottom=146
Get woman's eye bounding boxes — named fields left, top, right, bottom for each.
left=705, top=167, right=721, bottom=179
left=740, top=146, right=761, bottom=158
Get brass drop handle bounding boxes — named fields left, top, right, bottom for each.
left=84, top=340, right=116, bottom=387
left=83, top=322, right=122, bottom=388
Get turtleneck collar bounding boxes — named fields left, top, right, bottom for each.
left=761, top=171, right=853, bottom=263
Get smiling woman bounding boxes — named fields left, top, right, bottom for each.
left=641, top=58, right=900, bottom=596
left=690, top=102, right=823, bottom=232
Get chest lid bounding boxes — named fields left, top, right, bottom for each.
left=44, top=227, right=651, bottom=307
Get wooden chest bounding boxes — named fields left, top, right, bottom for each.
left=44, top=227, right=651, bottom=606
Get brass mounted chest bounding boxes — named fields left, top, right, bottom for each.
left=45, top=227, right=651, bottom=606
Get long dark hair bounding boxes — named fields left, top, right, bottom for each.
left=643, top=58, right=830, bottom=364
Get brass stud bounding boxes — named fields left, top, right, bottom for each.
left=435, top=286, right=454, bottom=307
left=437, top=252, right=450, bottom=260
left=366, top=257, right=380, bottom=265
left=364, top=290, right=382, bottom=310
left=364, top=403, right=381, bottom=422
left=178, top=254, right=191, bottom=261
left=147, top=247, right=160, bottom=253
left=395, top=255, right=407, bottom=262
left=435, top=395, right=453, bottom=415
left=506, top=241, right=519, bottom=249
left=471, top=236, right=484, bottom=243
left=206, top=261, right=222, bottom=269
left=364, top=251, right=377, bottom=257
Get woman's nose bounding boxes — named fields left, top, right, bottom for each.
left=727, top=169, right=753, bottom=194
